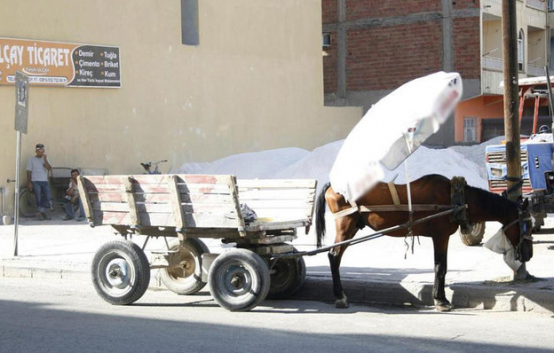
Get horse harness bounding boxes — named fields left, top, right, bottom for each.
left=332, top=177, right=470, bottom=230
left=501, top=205, right=533, bottom=260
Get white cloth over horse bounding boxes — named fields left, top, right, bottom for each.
left=329, top=71, right=463, bottom=203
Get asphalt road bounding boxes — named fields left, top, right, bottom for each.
left=1, top=277, right=553, bottom=353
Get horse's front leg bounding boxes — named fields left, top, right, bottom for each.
left=432, top=235, right=451, bottom=312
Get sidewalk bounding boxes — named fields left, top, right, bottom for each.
left=1, top=212, right=554, bottom=314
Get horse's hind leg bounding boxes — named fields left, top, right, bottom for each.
left=328, top=249, right=348, bottom=308
left=329, top=215, right=358, bottom=309
left=432, top=235, right=452, bottom=312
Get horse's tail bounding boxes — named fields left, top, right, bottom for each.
left=315, top=182, right=331, bottom=248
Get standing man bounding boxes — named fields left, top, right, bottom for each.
left=26, top=143, right=52, bottom=220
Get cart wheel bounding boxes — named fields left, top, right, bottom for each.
left=208, top=249, right=270, bottom=311
left=459, top=222, right=485, bottom=246
left=91, top=240, right=151, bottom=305
left=160, top=239, right=208, bottom=295
left=19, top=188, right=37, bottom=217
left=267, top=252, right=306, bottom=299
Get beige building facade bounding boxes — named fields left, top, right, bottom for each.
left=0, top=0, right=361, bottom=215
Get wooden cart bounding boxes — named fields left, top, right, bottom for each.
left=78, top=174, right=317, bottom=311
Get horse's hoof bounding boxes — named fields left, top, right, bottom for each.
left=335, top=297, right=349, bottom=309
left=434, top=300, right=452, bottom=312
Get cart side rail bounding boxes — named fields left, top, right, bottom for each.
left=77, top=174, right=245, bottom=231
left=237, top=179, right=317, bottom=230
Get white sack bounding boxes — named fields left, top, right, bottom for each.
left=329, top=71, right=463, bottom=202
left=484, top=228, right=522, bottom=271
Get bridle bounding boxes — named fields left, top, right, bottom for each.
left=501, top=206, right=533, bottom=261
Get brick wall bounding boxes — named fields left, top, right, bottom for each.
left=346, top=23, right=443, bottom=90
left=453, top=16, right=480, bottom=79
left=453, top=0, right=480, bottom=10
left=323, top=32, right=338, bottom=92
left=322, top=0, right=338, bottom=92
left=346, top=0, right=440, bottom=21
left=322, top=0, right=481, bottom=93
left=322, top=0, right=338, bottom=24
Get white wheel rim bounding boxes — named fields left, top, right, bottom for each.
left=97, top=250, right=136, bottom=298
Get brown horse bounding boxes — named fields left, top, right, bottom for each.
left=315, top=174, right=533, bottom=311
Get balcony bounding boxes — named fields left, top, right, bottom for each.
left=482, top=55, right=503, bottom=71
left=527, top=64, right=545, bottom=76
left=528, top=0, right=547, bottom=11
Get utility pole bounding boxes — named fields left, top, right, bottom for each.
left=502, top=0, right=527, bottom=280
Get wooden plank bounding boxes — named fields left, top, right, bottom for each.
left=246, top=219, right=310, bottom=231
left=168, top=175, right=185, bottom=229
left=251, top=244, right=295, bottom=256
left=238, top=179, right=317, bottom=189
left=93, top=192, right=234, bottom=204
left=239, top=189, right=315, bottom=200
left=77, top=175, right=95, bottom=222
left=236, top=199, right=314, bottom=209
left=85, top=174, right=166, bottom=185
left=305, top=180, right=318, bottom=221
left=93, top=202, right=235, bottom=214
left=124, top=176, right=140, bottom=226
left=93, top=211, right=239, bottom=228
left=85, top=174, right=234, bottom=186
left=87, top=183, right=232, bottom=195
left=246, top=235, right=297, bottom=244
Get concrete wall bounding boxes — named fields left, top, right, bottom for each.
left=0, top=0, right=362, bottom=215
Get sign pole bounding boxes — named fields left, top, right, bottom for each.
left=13, top=71, right=29, bottom=257
left=13, top=130, right=21, bottom=256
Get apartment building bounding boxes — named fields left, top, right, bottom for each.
left=455, top=0, right=549, bottom=143
left=322, top=0, right=550, bottom=145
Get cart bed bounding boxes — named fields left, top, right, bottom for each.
left=78, top=174, right=317, bottom=238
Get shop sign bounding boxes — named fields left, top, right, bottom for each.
left=0, top=37, right=121, bottom=88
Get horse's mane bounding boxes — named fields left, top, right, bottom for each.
left=465, top=184, right=517, bottom=217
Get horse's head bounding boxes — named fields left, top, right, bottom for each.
left=504, top=199, right=534, bottom=262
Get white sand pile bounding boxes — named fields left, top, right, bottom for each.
left=177, top=138, right=504, bottom=191
left=176, top=147, right=309, bottom=179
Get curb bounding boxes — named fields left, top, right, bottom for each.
left=2, top=264, right=89, bottom=282
left=293, top=275, right=554, bottom=315
left=3, top=263, right=554, bottom=315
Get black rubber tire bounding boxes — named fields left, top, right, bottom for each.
left=160, top=239, right=208, bottom=295
left=19, top=188, right=37, bottom=217
left=459, top=222, right=485, bottom=246
left=208, top=249, right=270, bottom=311
left=267, top=252, right=306, bottom=299
left=91, top=240, right=151, bottom=305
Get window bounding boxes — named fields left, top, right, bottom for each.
left=181, top=0, right=199, bottom=46
left=518, top=29, right=524, bottom=71
left=464, top=117, right=477, bottom=143
left=322, top=33, right=331, bottom=48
